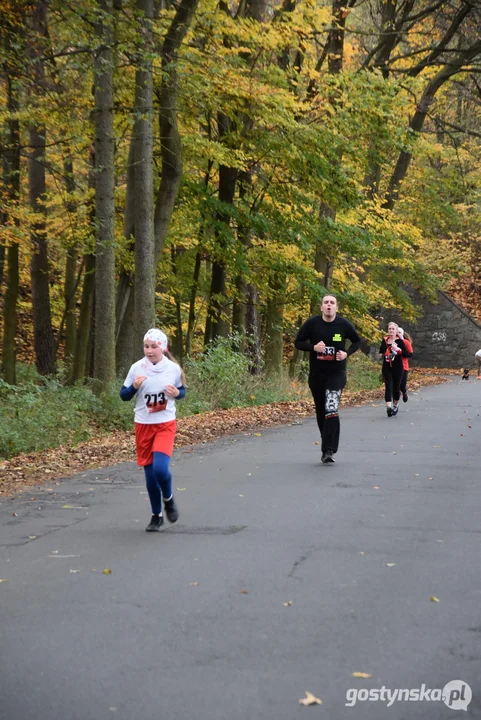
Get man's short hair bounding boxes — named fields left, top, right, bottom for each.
left=322, top=294, right=338, bottom=304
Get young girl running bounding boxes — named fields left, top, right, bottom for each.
left=120, top=328, right=186, bottom=531
left=379, top=322, right=410, bottom=417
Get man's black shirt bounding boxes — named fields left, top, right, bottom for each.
left=295, top=314, right=361, bottom=379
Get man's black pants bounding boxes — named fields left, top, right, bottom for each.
left=308, top=371, right=346, bottom=454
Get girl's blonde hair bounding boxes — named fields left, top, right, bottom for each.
left=164, top=349, right=186, bottom=386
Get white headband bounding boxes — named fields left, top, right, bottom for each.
left=143, top=328, right=168, bottom=351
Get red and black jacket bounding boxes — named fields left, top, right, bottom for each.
left=379, top=335, right=410, bottom=368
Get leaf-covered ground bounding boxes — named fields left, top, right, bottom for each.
left=0, top=370, right=449, bottom=499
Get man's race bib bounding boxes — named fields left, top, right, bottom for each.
left=317, top=346, right=336, bottom=361
left=145, top=391, right=167, bottom=413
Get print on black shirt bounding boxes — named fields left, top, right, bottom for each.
left=295, top=315, right=361, bottom=379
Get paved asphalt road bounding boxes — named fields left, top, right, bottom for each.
left=1, top=377, right=480, bottom=720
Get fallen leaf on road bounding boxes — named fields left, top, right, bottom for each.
left=373, top=486, right=380, bottom=489
left=176, top=488, right=186, bottom=491
left=253, top=433, right=262, bottom=437
left=385, top=563, right=396, bottom=567
left=189, top=582, right=199, bottom=586
left=69, top=569, right=80, bottom=574
left=283, top=601, right=293, bottom=607
left=0, top=579, right=8, bottom=583
left=299, top=691, right=322, bottom=706
left=430, top=596, right=440, bottom=602
left=12, top=512, right=17, bottom=517
left=240, top=589, right=249, bottom=594
left=103, top=568, right=112, bottom=575
left=352, top=672, right=372, bottom=678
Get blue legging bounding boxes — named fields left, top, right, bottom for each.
left=144, top=452, right=172, bottom=515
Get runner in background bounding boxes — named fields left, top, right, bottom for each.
left=379, top=322, right=410, bottom=417
left=398, top=327, right=413, bottom=402
left=295, top=294, right=361, bottom=464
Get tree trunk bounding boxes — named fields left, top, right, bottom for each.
left=245, top=284, right=261, bottom=375
left=205, top=154, right=237, bottom=343
left=310, top=0, right=347, bottom=302
left=289, top=313, right=304, bottom=379
left=1, top=75, right=21, bottom=384
left=93, top=0, right=116, bottom=389
left=71, top=252, right=96, bottom=383
left=63, top=155, right=78, bottom=373
left=28, top=0, right=56, bottom=376
left=133, top=0, right=156, bottom=353
left=264, top=275, right=284, bottom=376
left=384, top=41, right=481, bottom=209
left=310, top=204, right=335, bottom=315
left=115, top=289, right=135, bottom=378
left=231, top=171, right=252, bottom=347
left=154, top=0, right=200, bottom=261
left=185, top=248, right=202, bottom=357
left=169, top=246, right=184, bottom=361
left=2, top=245, right=19, bottom=385
left=232, top=273, right=246, bottom=344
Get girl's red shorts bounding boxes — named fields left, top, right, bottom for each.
left=135, top=420, right=176, bottom=466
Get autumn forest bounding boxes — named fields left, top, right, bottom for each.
left=1, top=0, right=481, bottom=388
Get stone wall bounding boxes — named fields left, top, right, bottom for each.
left=380, top=289, right=481, bottom=369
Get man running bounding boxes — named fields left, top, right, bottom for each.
left=295, top=294, right=361, bottom=464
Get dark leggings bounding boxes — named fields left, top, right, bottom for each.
left=383, top=364, right=404, bottom=403
left=400, top=370, right=408, bottom=394
left=144, top=451, right=172, bottom=515
left=309, top=371, right=346, bottom=454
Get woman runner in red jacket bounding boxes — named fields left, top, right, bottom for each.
left=398, top=327, right=413, bottom=402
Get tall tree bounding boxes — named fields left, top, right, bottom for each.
left=1, top=76, right=21, bottom=384
left=133, top=0, right=155, bottom=354
left=93, top=0, right=117, bottom=387
left=384, top=39, right=481, bottom=209
left=28, top=0, right=56, bottom=376
left=154, top=0, right=200, bottom=260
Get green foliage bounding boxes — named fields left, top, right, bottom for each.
left=0, top=344, right=384, bottom=459
left=345, top=353, right=384, bottom=393
left=2, top=0, right=481, bottom=380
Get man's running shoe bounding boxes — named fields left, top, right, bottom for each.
left=402, top=391, right=408, bottom=402
left=146, top=514, right=164, bottom=532
left=321, top=449, right=335, bottom=464
left=387, top=407, right=393, bottom=417
left=164, top=496, right=179, bottom=523
left=392, top=404, right=399, bottom=416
